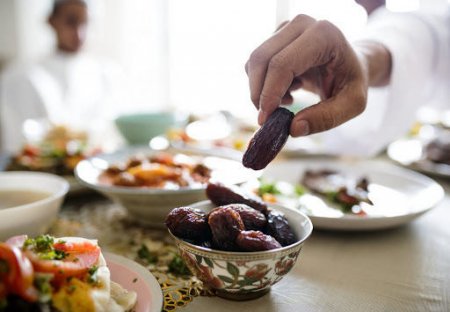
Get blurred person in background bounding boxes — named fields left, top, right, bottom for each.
left=0, top=0, right=123, bottom=153
left=246, top=0, right=449, bottom=156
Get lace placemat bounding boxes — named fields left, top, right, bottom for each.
left=49, top=200, right=214, bottom=311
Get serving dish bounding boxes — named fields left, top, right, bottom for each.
left=387, top=138, right=450, bottom=178
left=168, top=200, right=313, bottom=300
left=260, top=159, right=444, bottom=231
left=106, top=252, right=163, bottom=312
left=75, top=147, right=259, bottom=227
left=0, top=172, right=69, bottom=240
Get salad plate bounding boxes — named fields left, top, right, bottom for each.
left=258, top=158, right=444, bottom=231
left=106, top=253, right=163, bottom=312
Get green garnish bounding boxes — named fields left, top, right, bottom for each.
left=294, top=184, right=306, bottom=196
left=168, top=254, right=191, bottom=276
left=325, top=191, right=354, bottom=212
left=137, top=245, right=158, bottom=264
left=87, top=265, right=99, bottom=284
left=34, top=273, right=53, bottom=303
left=67, top=284, right=77, bottom=294
left=257, top=179, right=281, bottom=196
left=23, top=235, right=67, bottom=260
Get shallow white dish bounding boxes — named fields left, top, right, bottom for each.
left=387, top=138, right=450, bottom=178
left=105, top=253, right=163, bottom=312
left=262, top=159, right=444, bottom=231
left=0, top=171, right=69, bottom=240
left=75, top=147, right=259, bottom=227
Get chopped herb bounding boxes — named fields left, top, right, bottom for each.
left=24, top=235, right=54, bottom=253
left=34, top=273, right=53, bottom=303
left=257, top=179, right=281, bottom=196
left=87, top=265, right=99, bottom=284
left=23, top=235, right=67, bottom=260
left=137, top=245, right=158, bottom=264
left=0, top=259, right=9, bottom=275
left=67, top=284, right=77, bottom=294
left=294, top=184, right=306, bottom=196
left=168, top=254, right=191, bottom=276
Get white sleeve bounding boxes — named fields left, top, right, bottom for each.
left=319, top=8, right=450, bottom=157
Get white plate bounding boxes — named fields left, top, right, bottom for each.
left=76, top=146, right=259, bottom=194
left=261, top=159, right=444, bottom=231
left=105, top=252, right=163, bottom=312
left=387, top=138, right=450, bottom=178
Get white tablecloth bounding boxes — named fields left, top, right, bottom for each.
left=184, top=178, right=450, bottom=311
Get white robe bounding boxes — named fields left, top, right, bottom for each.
left=318, top=7, right=450, bottom=156
left=0, top=51, right=123, bottom=153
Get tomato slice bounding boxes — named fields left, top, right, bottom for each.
left=0, top=243, right=38, bottom=302
left=26, top=237, right=100, bottom=282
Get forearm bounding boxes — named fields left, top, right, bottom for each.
left=354, top=40, right=392, bottom=87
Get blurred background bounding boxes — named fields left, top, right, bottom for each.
left=0, top=0, right=448, bottom=157
left=1, top=0, right=446, bottom=116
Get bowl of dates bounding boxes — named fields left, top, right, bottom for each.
left=165, top=185, right=313, bottom=300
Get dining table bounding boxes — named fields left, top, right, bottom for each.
left=51, top=157, right=450, bottom=312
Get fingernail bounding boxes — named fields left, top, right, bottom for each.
left=258, top=110, right=267, bottom=125
left=293, top=120, right=310, bottom=136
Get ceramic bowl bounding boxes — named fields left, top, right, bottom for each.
left=75, top=147, right=259, bottom=228
left=115, top=112, right=187, bottom=145
left=168, top=200, right=313, bottom=300
left=0, top=172, right=69, bottom=240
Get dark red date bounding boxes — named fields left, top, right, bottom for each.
left=265, top=210, right=297, bottom=247
left=165, top=207, right=210, bottom=241
left=236, top=230, right=282, bottom=251
left=243, top=107, right=294, bottom=170
left=224, top=204, right=267, bottom=231
left=208, top=206, right=245, bottom=251
left=206, top=182, right=268, bottom=214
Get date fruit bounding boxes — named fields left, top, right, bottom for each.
left=165, top=207, right=210, bottom=241
left=224, top=204, right=267, bottom=231
left=208, top=206, right=245, bottom=251
left=236, top=230, right=282, bottom=251
left=206, top=182, right=268, bottom=214
left=243, top=107, right=294, bottom=170
left=266, top=210, right=297, bottom=246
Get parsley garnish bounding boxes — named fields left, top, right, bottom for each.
left=137, top=245, right=158, bottom=264
left=23, top=235, right=67, bottom=260
left=87, top=265, right=99, bottom=284
left=34, top=273, right=53, bottom=303
left=168, top=254, right=191, bottom=276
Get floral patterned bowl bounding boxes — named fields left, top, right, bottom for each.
left=168, top=200, right=313, bottom=301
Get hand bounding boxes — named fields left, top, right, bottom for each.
left=245, top=14, right=369, bottom=136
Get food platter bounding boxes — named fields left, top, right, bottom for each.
left=387, top=138, right=450, bottom=178
left=106, top=253, right=163, bottom=312
left=260, top=158, right=444, bottom=231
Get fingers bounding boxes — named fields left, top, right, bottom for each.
left=258, top=21, right=342, bottom=124
left=290, top=80, right=367, bottom=136
left=246, top=15, right=316, bottom=112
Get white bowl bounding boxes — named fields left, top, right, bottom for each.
left=168, top=200, right=313, bottom=300
left=0, top=172, right=69, bottom=240
left=75, top=147, right=259, bottom=228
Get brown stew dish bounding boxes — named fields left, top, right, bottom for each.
left=100, top=152, right=212, bottom=189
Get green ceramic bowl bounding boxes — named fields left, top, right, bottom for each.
left=115, top=112, right=186, bottom=145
